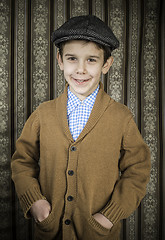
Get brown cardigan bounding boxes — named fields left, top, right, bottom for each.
left=11, top=84, right=151, bottom=240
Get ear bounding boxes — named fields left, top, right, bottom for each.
left=102, top=56, right=114, bottom=74
left=57, top=51, right=64, bottom=70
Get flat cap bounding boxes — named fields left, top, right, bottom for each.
left=52, top=15, right=119, bottom=51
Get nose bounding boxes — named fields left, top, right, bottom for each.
left=76, top=60, right=86, bottom=74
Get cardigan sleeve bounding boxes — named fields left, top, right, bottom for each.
left=11, top=109, right=46, bottom=219
left=100, top=116, right=151, bottom=224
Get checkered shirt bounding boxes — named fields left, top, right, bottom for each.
left=67, top=85, right=99, bottom=141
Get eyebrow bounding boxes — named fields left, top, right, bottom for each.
left=64, top=54, right=100, bottom=59
left=64, top=54, right=75, bottom=57
left=89, top=55, right=100, bottom=59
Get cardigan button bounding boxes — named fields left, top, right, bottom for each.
left=67, top=195, right=74, bottom=201
left=65, top=219, right=71, bottom=225
left=68, top=170, right=74, bottom=176
left=71, top=146, right=76, bottom=151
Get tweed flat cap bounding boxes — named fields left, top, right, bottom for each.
left=52, top=15, right=119, bottom=51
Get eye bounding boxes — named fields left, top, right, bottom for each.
left=88, top=58, right=97, bottom=63
left=67, top=57, right=77, bottom=61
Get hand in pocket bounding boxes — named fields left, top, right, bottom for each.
left=92, top=213, right=113, bottom=230
left=30, top=199, right=51, bottom=223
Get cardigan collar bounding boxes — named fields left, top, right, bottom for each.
left=56, top=82, right=114, bottom=144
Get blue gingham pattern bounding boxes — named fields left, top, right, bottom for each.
left=67, top=85, right=99, bottom=141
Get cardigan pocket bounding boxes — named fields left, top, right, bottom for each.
left=73, top=209, right=120, bottom=240
left=34, top=209, right=62, bottom=240
left=35, top=210, right=56, bottom=231
left=87, top=216, right=120, bottom=240
left=88, top=216, right=111, bottom=236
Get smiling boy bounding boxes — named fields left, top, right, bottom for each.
left=11, top=15, right=150, bottom=240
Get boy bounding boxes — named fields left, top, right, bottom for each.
left=11, top=15, right=151, bottom=240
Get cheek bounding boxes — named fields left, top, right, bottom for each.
left=63, top=63, right=75, bottom=76
left=89, top=67, right=102, bottom=78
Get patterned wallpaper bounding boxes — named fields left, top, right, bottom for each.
left=0, top=1, right=12, bottom=240
left=0, top=0, right=164, bottom=239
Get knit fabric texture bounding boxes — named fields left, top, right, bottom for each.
left=11, top=84, right=151, bottom=240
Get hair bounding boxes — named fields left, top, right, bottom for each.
left=58, top=40, right=112, bottom=64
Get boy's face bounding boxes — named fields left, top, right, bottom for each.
left=57, top=40, right=113, bottom=100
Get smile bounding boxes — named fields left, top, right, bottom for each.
left=72, top=78, right=90, bottom=84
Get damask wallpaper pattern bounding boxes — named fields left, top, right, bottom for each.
left=0, top=0, right=164, bottom=240
left=141, top=2, right=160, bottom=239
left=0, top=1, right=12, bottom=240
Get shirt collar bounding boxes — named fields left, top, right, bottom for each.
left=67, top=85, right=99, bottom=115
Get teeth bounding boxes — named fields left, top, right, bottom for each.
left=72, top=77, right=89, bottom=83
left=76, top=79, right=88, bottom=82
left=77, top=79, right=84, bottom=82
